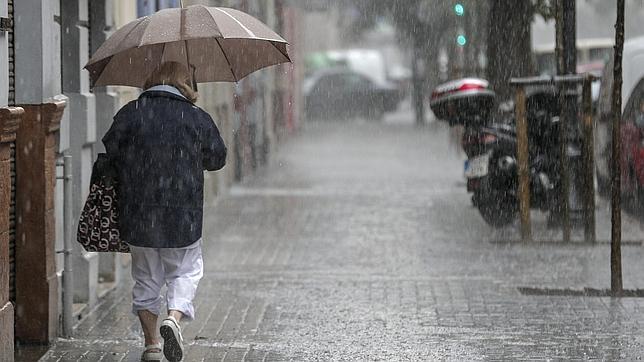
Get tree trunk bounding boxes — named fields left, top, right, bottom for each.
left=486, top=0, right=535, bottom=101
left=555, top=0, right=565, bottom=75
left=611, top=0, right=625, bottom=296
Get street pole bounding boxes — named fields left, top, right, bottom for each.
left=412, top=32, right=425, bottom=125
left=463, top=0, right=475, bottom=75
left=611, top=0, right=625, bottom=296
left=515, top=87, right=532, bottom=242
left=581, top=77, right=596, bottom=244
left=557, top=0, right=576, bottom=242
left=562, top=0, right=576, bottom=74
left=555, top=0, right=564, bottom=75
left=59, top=156, right=74, bottom=338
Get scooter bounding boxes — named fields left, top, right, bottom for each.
left=430, top=78, right=583, bottom=227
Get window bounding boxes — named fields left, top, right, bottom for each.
left=137, top=0, right=180, bottom=17
left=158, top=0, right=180, bottom=9
left=624, top=78, right=644, bottom=127
left=137, top=0, right=156, bottom=17
left=345, top=74, right=372, bottom=89
left=315, top=75, right=348, bottom=93
left=597, top=58, right=614, bottom=122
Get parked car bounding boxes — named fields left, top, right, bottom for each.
left=305, top=49, right=392, bottom=86
left=595, top=35, right=644, bottom=204
left=303, top=67, right=402, bottom=120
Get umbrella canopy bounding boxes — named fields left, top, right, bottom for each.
left=85, top=5, right=291, bottom=87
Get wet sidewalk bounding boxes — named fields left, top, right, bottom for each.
left=41, top=116, right=644, bottom=361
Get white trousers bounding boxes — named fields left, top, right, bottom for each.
left=130, top=239, right=203, bottom=321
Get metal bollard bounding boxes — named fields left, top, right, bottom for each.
left=514, top=87, right=531, bottom=242
left=511, top=75, right=597, bottom=243
left=581, top=76, right=596, bottom=243
left=558, top=84, right=572, bottom=242
left=56, top=155, right=74, bottom=338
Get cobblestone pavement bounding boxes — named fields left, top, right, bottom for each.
left=40, top=114, right=644, bottom=361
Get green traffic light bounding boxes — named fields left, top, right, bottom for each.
left=457, top=35, right=467, bottom=46
left=454, top=3, right=464, bottom=16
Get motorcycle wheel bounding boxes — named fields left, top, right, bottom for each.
left=475, top=190, right=518, bottom=227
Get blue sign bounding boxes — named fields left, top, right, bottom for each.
left=158, top=0, right=180, bottom=9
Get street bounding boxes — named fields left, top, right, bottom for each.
left=40, top=106, right=644, bottom=361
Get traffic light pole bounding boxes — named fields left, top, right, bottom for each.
left=562, top=0, right=576, bottom=74
left=555, top=0, right=577, bottom=242
left=463, top=2, right=476, bottom=75
left=412, top=32, right=425, bottom=125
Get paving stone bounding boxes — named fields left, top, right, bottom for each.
left=40, top=119, right=644, bottom=361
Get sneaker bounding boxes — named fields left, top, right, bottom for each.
left=160, top=316, right=184, bottom=362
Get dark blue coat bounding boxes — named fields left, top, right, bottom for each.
left=103, top=91, right=227, bottom=248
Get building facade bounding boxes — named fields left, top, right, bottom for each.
left=0, top=0, right=303, bottom=359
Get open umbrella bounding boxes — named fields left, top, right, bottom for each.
left=85, top=5, right=291, bottom=87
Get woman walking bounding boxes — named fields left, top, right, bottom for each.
left=103, top=61, right=227, bottom=361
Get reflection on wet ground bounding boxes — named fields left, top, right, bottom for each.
left=41, top=109, right=644, bottom=360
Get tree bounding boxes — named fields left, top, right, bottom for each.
left=332, top=0, right=452, bottom=50
left=388, top=1, right=452, bottom=124
left=332, top=0, right=454, bottom=123
left=336, top=0, right=562, bottom=104
left=610, top=0, right=625, bottom=296
left=486, top=0, right=537, bottom=101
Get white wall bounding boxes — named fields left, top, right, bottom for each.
left=301, top=6, right=342, bottom=54
left=532, top=1, right=644, bottom=48
left=13, top=0, right=62, bottom=103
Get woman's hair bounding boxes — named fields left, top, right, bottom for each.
left=144, top=61, right=198, bottom=103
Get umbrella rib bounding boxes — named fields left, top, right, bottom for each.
left=215, top=38, right=238, bottom=82
left=214, top=8, right=256, bottom=38
left=88, top=17, right=147, bottom=66
left=180, top=8, right=194, bottom=84
left=131, top=17, right=152, bottom=49
left=270, top=41, right=291, bottom=62
left=92, top=57, right=113, bottom=87
left=160, top=41, right=167, bottom=67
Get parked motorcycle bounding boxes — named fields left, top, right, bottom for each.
left=430, top=78, right=583, bottom=227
